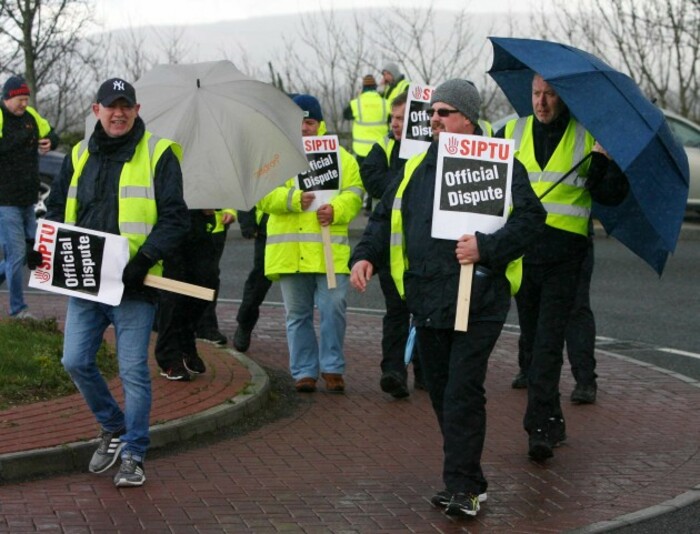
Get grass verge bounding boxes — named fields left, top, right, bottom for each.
left=0, top=317, right=117, bottom=409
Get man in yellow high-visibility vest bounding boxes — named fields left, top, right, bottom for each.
left=0, top=75, right=59, bottom=318
left=351, top=79, right=546, bottom=518
left=498, top=74, right=628, bottom=462
left=261, top=94, right=364, bottom=394
left=45, top=77, right=189, bottom=488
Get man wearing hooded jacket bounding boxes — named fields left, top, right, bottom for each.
left=351, top=79, right=546, bottom=518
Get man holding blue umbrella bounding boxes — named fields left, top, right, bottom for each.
left=497, top=73, right=628, bottom=462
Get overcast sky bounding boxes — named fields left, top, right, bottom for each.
left=94, top=0, right=541, bottom=30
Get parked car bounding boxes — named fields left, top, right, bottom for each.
left=663, top=109, right=700, bottom=211
left=489, top=109, right=700, bottom=210
left=36, top=150, right=65, bottom=218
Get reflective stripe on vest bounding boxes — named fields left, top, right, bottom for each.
left=506, top=116, right=593, bottom=236
left=65, top=132, right=181, bottom=276
left=388, top=151, right=427, bottom=298
left=351, top=92, right=389, bottom=157
left=266, top=233, right=349, bottom=246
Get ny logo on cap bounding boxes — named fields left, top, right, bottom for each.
left=113, top=80, right=126, bottom=92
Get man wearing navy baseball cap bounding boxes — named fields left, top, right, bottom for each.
left=45, top=77, right=189, bottom=488
left=96, top=77, right=137, bottom=107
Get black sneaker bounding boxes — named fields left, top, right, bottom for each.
left=445, top=492, right=480, bottom=517
left=183, top=353, right=206, bottom=374
left=431, top=489, right=487, bottom=508
left=571, top=383, right=597, bottom=404
left=89, top=427, right=125, bottom=473
left=528, top=428, right=554, bottom=461
left=159, top=361, right=191, bottom=381
left=113, top=452, right=146, bottom=487
left=511, top=371, right=528, bottom=389
left=233, top=325, right=252, bottom=352
left=380, top=371, right=410, bottom=399
left=196, top=329, right=228, bottom=347
left=548, top=416, right=567, bottom=447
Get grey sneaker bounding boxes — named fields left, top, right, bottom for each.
left=89, top=427, right=125, bottom=473
left=113, top=452, right=146, bottom=487
left=12, top=309, right=36, bottom=320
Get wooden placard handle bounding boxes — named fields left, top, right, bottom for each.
left=454, top=263, right=473, bottom=332
left=144, top=274, right=215, bottom=301
left=320, top=225, right=337, bottom=289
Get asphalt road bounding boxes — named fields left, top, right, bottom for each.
left=218, top=217, right=700, bottom=363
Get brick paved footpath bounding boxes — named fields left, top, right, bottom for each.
left=0, top=292, right=699, bottom=532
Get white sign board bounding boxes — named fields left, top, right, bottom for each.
left=28, top=219, right=130, bottom=306
left=399, top=83, right=435, bottom=160
left=296, top=135, right=342, bottom=212
left=432, top=133, right=515, bottom=240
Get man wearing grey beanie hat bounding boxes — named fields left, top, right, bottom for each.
left=430, top=79, right=481, bottom=126
left=351, top=78, right=546, bottom=518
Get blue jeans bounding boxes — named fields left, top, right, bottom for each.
left=61, top=297, right=156, bottom=461
left=279, top=273, right=348, bottom=380
left=0, top=205, right=36, bottom=315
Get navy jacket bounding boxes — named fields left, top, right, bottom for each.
left=46, top=117, right=190, bottom=299
left=352, top=140, right=547, bottom=329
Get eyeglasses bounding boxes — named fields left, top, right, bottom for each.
left=427, top=108, right=461, bottom=118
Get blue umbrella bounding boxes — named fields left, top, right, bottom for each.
left=488, top=37, right=689, bottom=274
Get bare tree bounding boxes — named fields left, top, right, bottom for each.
left=0, top=0, right=94, bottom=110
left=272, top=8, right=376, bottom=137
left=270, top=3, right=515, bottom=132
left=530, top=0, right=700, bottom=121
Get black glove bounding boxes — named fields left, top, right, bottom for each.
left=240, top=226, right=257, bottom=239
left=122, top=251, right=155, bottom=291
left=25, top=240, right=43, bottom=270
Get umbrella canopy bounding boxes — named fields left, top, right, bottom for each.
left=87, top=61, right=308, bottom=211
left=488, top=37, right=689, bottom=275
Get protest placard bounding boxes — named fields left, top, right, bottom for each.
left=399, top=83, right=435, bottom=160
left=431, top=133, right=515, bottom=331
left=28, top=220, right=215, bottom=305
left=28, top=219, right=129, bottom=305
left=296, top=135, right=342, bottom=289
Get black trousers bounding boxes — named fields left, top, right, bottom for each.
left=518, top=256, right=583, bottom=433
left=377, top=267, right=422, bottom=381
left=565, top=238, right=597, bottom=386
left=417, top=322, right=503, bottom=495
left=236, top=232, right=272, bottom=331
left=196, top=228, right=227, bottom=333
left=517, top=239, right=597, bottom=387
left=155, top=233, right=219, bottom=369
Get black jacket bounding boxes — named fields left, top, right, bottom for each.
left=359, top=136, right=404, bottom=200
left=351, top=140, right=547, bottom=329
left=496, top=110, right=629, bottom=264
left=0, top=105, right=59, bottom=206
left=46, top=117, right=190, bottom=299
